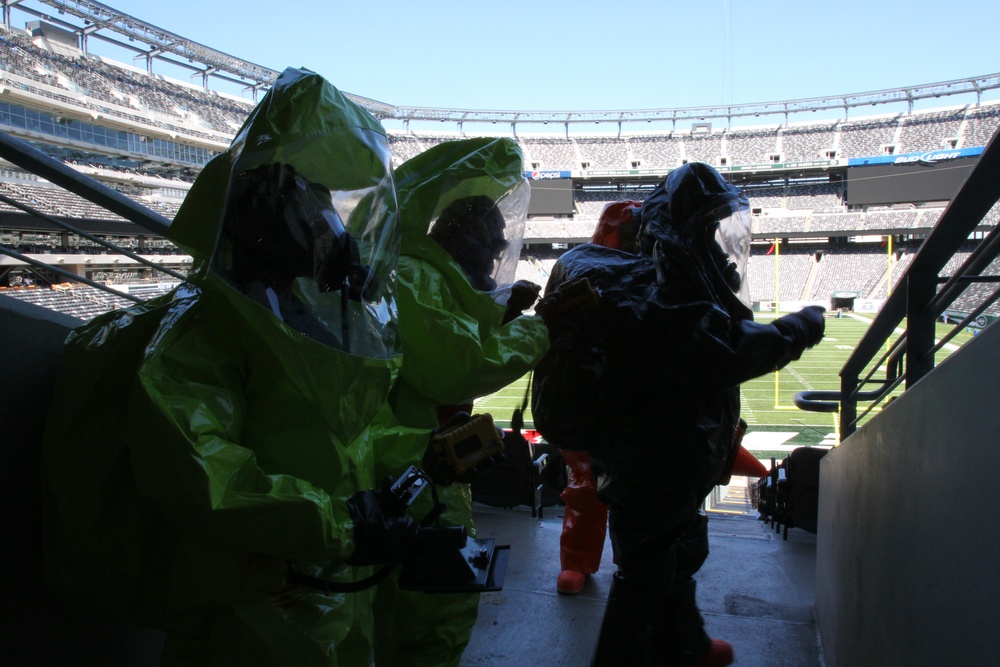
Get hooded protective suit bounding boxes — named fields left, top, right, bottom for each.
left=533, top=162, right=824, bottom=666
left=42, top=68, right=425, bottom=666
left=372, top=137, right=550, bottom=667
left=557, top=200, right=640, bottom=586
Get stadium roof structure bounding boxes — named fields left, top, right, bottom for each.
left=3, top=1, right=1000, bottom=132
left=389, top=73, right=1000, bottom=130
left=4, top=0, right=394, bottom=112
left=27, top=0, right=277, bottom=83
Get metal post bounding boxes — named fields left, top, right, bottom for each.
left=906, top=271, right=937, bottom=388
left=840, top=373, right=859, bottom=439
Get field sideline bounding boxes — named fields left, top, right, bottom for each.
left=475, top=312, right=973, bottom=461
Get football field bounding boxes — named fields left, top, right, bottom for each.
left=475, top=312, right=974, bottom=461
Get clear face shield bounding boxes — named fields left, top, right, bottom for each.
left=426, top=179, right=529, bottom=300
left=707, top=203, right=752, bottom=308
left=211, top=136, right=398, bottom=359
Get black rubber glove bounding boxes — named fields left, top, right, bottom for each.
left=346, top=487, right=419, bottom=566
left=502, top=280, right=542, bottom=324
left=773, top=305, right=826, bottom=350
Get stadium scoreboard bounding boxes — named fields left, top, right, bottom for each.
left=846, top=149, right=981, bottom=206
left=526, top=172, right=574, bottom=216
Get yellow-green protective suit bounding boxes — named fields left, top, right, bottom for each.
left=372, top=137, right=551, bottom=667
left=41, top=67, right=428, bottom=666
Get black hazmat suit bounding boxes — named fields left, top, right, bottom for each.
left=531, top=162, right=824, bottom=666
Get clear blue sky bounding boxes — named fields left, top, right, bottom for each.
left=12, top=1, right=1000, bottom=111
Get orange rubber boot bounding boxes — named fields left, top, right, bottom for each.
left=557, top=450, right=608, bottom=595
left=693, top=639, right=734, bottom=667
left=557, top=569, right=586, bottom=595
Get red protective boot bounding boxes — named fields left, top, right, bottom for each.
left=693, top=639, right=734, bottom=667
left=559, top=450, right=609, bottom=573
left=557, top=569, right=586, bottom=595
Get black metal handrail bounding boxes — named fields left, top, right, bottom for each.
left=795, top=126, right=1000, bottom=438
left=0, top=191, right=185, bottom=281
left=0, top=129, right=185, bottom=303
left=0, top=131, right=171, bottom=235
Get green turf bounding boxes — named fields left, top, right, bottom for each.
left=474, top=312, right=972, bottom=460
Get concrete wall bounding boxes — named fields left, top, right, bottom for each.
left=816, top=321, right=1000, bottom=666
left=1, top=296, right=163, bottom=665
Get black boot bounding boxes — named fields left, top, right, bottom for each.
left=659, top=513, right=712, bottom=665
left=659, top=578, right=712, bottom=665
left=592, top=571, right=655, bottom=666
left=591, top=550, right=675, bottom=667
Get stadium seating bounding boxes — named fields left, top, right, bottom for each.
left=780, top=122, right=839, bottom=162
left=682, top=132, right=724, bottom=165
left=964, top=106, right=1000, bottom=147
left=0, top=283, right=177, bottom=320
left=0, top=30, right=252, bottom=137
left=629, top=134, right=684, bottom=168
left=575, top=137, right=632, bottom=170
left=519, top=137, right=579, bottom=171
left=3, top=20, right=1000, bottom=322
left=897, top=108, right=965, bottom=153
left=724, top=127, right=780, bottom=165
left=838, top=116, right=901, bottom=158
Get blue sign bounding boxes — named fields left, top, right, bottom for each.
left=848, top=146, right=983, bottom=167
left=525, top=170, right=571, bottom=179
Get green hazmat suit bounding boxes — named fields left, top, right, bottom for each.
left=42, top=67, right=427, bottom=666
left=372, top=137, right=551, bottom=667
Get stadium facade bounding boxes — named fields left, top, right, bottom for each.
left=0, top=0, right=999, bottom=320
